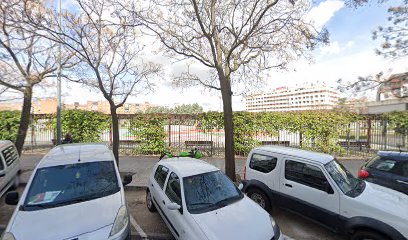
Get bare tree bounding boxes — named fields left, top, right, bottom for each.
left=27, top=0, right=160, bottom=164
left=0, top=0, right=76, bottom=155
left=120, top=0, right=326, bottom=180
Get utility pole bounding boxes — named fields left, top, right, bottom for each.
left=56, top=0, right=62, bottom=145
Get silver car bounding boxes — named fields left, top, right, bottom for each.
left=1, top=143, right=132, bottom=240
left=0, top=141, right=20, bottom=198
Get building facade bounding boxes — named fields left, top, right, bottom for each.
left=245, top=85, right=339, bottom=112
left=0, top=98, right=154, bottom=114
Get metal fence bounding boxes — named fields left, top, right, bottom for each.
left=23, top=114, right=406, bottom=158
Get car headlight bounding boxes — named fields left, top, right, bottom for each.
left=110, top=205, right=129, bottom=237
left=1, top=232, right=16, bottom=240
left=269, top=215, right=281, bottom=239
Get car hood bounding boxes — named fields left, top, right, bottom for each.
left=357, top=182, right=408, bottom=216
left=191, top=196, right=275, bottom=240
left=10, top=192, right=122, bottom=240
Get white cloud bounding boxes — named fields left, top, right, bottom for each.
left=320, top=41, right=341, bottom=54
left=346, top=41, right=355, bottom=48
left=307, top=0, right=345, bottom=30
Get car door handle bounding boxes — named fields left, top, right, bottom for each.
left=162, top=200, right=165, bottom=205
left=396, top=180, right=408, bottom=185
left=151, top=184, right=154, bottom=188
left=285, top=183, right=292, bottom=188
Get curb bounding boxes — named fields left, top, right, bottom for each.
left=125, top=185, right=147, bottom=191
left=131, top=233, right=174, bottom=240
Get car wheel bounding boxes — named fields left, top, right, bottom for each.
left=247, top=188, right=271, bottom=212
left=351, top=230, right=390, bottom=240
left=11, top=175, right=20, bottom=190
left=146, top=190, right=156, bottom=212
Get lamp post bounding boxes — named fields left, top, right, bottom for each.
left=56, top=0, right=62, bottom=144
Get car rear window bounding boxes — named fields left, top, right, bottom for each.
left=154, top=165, right=169, bottom=188
left=367, top=157, right=398, bottom=173
left=249, top=153, right=277, bottom=173
left=24, top=161, right=119, bottom=210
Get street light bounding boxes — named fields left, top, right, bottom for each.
left=56, top=0, right=62, bottom=145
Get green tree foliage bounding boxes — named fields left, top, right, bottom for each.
left=129, top=115, right=166, bottom=154
left=386, top=111, right=408, bottom=135
left=145, top=103, right=204, bottom=114
left=53, top=110, right=110, bottom=143
left=197, top=111, right=360, bottom=155
left=0, top=110, right=20, bottom=141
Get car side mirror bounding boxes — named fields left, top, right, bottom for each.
left=0, top=170, right=5, bottom=178
left=238, top=183, right=243, bottom=191
left=123, top=174, right=133, bottom=186
left=5, top=192, right=19, bottom=205
left=323, top=181, right=334, bottom=194
left=167, top=202, right=181, bottom=211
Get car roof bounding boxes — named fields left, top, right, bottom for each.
left=377, top=151, right=408, bottom=161
left=159, top=157, right=219, bottom=177
left=38, top=143, right=114, bottom=168
left=253, top=145, right=334, bottom=164
left=0, top=140, right=13, bottom=150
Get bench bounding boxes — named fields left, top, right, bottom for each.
left=261, top=141, right=290, bottom=147
left=185, top=141, right=213, bottom=156
left=338, top=141, right=369, bottom=151
left=119, top=140, right=141, bottom=149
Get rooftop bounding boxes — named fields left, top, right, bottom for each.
left=160, top=158, right=219, bottom=177
left=0, top=140, right=13, bottom=150
left=377, top=151, right=408, bottom=161
left=38, top=143, right=114, bottom=168
left=254, top=145, right=334, bottom=164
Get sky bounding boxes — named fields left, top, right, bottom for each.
left=29, top=0, right=408, bottom=111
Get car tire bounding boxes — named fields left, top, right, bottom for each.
left=146, top=190, right=156, bottom=212
left=247, top=188, right=271, bottom=212
left=351, top=230, right=390, bottom=240
left=11, top=175, right=20, bottom=190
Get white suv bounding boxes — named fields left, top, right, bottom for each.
left=0, top=141, right=20, bottom=198
left=146, top=157, right=283, bottom=240
left=241, top=146, right=408, bottom=240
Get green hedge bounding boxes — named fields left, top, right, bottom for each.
left=197, top=111, right=361, bottom=155
left=129, top=115, right=167, bottom=154
left=0, top=111, right=20, bottom=141
left=52, top=110, right=110, bottom=143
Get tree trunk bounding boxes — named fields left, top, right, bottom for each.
left=110, top=106, right=120, bottom=166
left=220, top=76, right=236, bottom=181
left=15, top=86, right=33, bottom=156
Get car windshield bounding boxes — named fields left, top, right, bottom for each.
left=325, top=160, right=365, bottom=197
left=183, top=170, right=243, bottom=214
left=24, top=161, right=119, bottom=210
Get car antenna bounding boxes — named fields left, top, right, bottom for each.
left=78, top=146, right=81, bottom=162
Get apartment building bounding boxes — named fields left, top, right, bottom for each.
left=245, top=85, right=339, bottom=112
left=0, top=98, right=154, bottom=114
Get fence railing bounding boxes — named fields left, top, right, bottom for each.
left=23, top=114, right=406, bottom=157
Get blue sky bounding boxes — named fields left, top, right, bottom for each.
left=26, top=0, right=408, bottom=110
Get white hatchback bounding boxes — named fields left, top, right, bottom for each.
left=146, top=157, right=283, bottom=240
left=1, top=143, right=133, bottom=240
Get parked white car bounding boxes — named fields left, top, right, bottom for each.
left=241, top=146, right=408, bottom=240
left=146, top=157, right=283, bottom=240
left=1, top=143, right=133, bottom=240
left=0, top=141, right=20, bottom=198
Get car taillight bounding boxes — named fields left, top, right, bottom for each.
left=358, top=169, right=369, bottom=179
left=244, top=165, right=246, bottom=180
